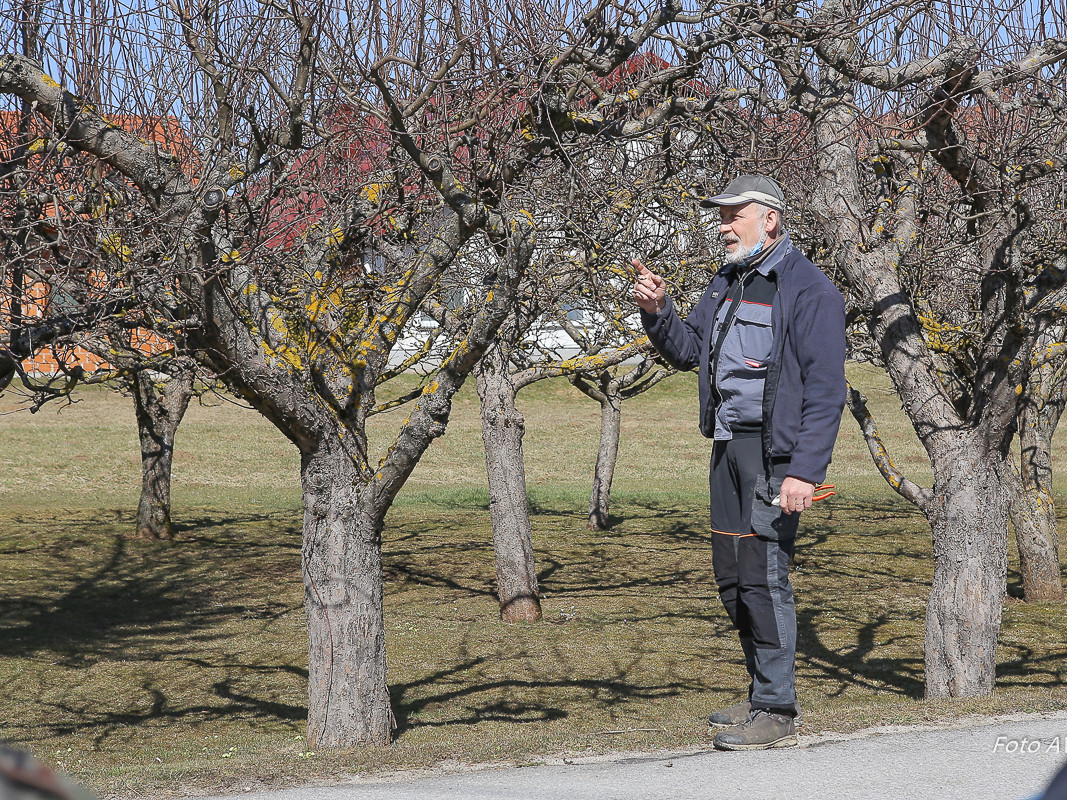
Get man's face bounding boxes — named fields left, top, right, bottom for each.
left=715, top=202, right=774, bottom=265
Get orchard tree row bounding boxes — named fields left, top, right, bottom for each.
left=1, top=0, right=1065, bottom=746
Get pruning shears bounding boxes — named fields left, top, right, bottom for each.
left=771, top=483, right=836, bottom=507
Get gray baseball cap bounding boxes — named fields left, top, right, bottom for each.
left=698, top=174, right=785, bottom=212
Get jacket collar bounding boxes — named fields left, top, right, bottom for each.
left=719, top=231, right=794, bottom=279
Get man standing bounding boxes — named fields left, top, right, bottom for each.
left=631, top=174, right=846, bottom=750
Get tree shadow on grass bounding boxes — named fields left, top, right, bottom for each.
left=0, top=534, right=216, bottom=663
left=795, top=608, right=925, bottom=698
left=995, top=643, right=1067, bottom=688
left=793, top=527, right=931, bottom=591
left=389, top=652, right=704, bottom=740
left=532, top=496, right=709, bottom=544
left=0, top=512, right=303, bottom=662
left=1005, top=575, right=1027, bottom=601
left=377, top=495, right=932, bottom=610
left=383, top=539, right=498, bottom=598
left=19, top=671, right=309, bottom=749
left=1, top=496, right=943, bottom=748
left=175, top=510, right=302, bottom=547
left=381, top=500, right=716, bottom=601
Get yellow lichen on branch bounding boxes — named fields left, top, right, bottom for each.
left=100, top=232, right=132, bottom=262
left=916, top=311, right=965, bottom=354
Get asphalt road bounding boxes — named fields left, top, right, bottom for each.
left=185, top=712, right=1067, bottom=800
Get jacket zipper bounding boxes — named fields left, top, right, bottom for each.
left=710, top=267, right=754, bottom=411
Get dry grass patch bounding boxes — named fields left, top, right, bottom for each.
left=1, top=369, right=1065, bottom=798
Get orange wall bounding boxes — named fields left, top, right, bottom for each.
left=9, top=281, right=170, bottom=376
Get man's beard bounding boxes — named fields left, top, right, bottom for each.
left=722, top=237, right=761, bottom=265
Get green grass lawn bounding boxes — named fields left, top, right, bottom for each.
left=1, top=365, right=1065, bottom=798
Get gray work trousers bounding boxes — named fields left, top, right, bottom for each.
left=709, top=436, right=799, bottom=715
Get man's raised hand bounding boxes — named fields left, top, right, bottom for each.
left=631, top=258, right=666, bottom=314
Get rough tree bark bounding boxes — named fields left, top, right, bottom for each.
left=845, top=384, right=1010, bottom=696
left=589, top=388, right=622, bottom=532
left=131, top=363, right=194, bottom=540
left=812, top=76, right=1014, bottom=697
left=475, top=345, right=541, bottom=622
left=571, top=375, right=623, bottom=531
left=300, top=433, right=392, bottom=747
left=569, top=357, right=667, bottom=531
left=922, top=433, right=1012, bottom=697
left=191, top=210, right=529, bottom=746
left=1009, top=365, right=1066, bottom=603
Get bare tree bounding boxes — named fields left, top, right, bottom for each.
left=568, top=355, right=670, bottom=529
left=414, top=19, right=734, bottom=617
left=477, top=323, right=651, bottom=620
left=428, top=242, right=654, bottom=621
left=0, top=0, right=109, bottom=406
left=749, top=0, right=1067, bottom=694
left=542, top=0, right=1067, bottom=695
left=2, top=0, right=528, bottom=747
left=94, top=327, right=199, bottom=540
left=8, top=0, right=1061, bottom=739
left=1010, top=323, right=1067, bottom=602
left=1, top=0, right=719, bottom=747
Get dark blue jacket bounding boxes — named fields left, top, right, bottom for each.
left=641, top=241, right=846, bottom=485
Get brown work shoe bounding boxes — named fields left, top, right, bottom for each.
left=708, top=700, right=803, bottom=728
left=712, top=709, right=798, bottom=751
left=707, top=699, right=752, bottom=727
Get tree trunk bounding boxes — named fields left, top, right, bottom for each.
left=923, top=437, right=1009, bottom=698
left=587, top=388, right=622, bottom=531
left=1009, top=395, right=1064, bottom=602
left=132, top=365, right=194, bottom=540
left=809, top=77, right=1013, bottom=699
left=475, top=347, right=541, bottom=623
left=1011, top=486, right=1063, bottom=603
left=301, top=436, right=392, bottom=747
